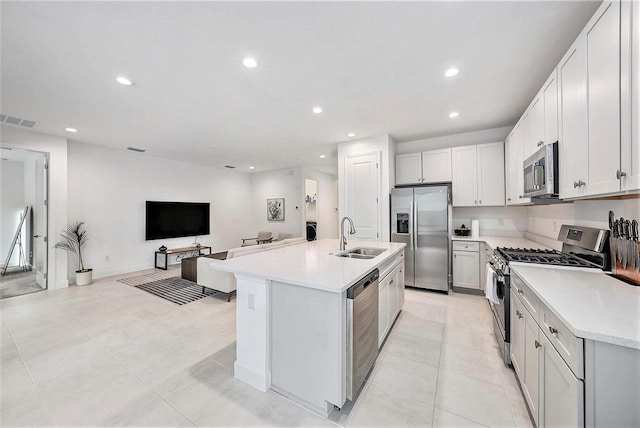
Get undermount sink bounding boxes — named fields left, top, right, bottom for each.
left=336, top=247, right=386, bottom=259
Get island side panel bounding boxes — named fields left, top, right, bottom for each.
left=234, top=275, right=271, bottom=391
left=270, top=280, right=346, bottom=414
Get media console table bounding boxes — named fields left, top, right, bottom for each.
left=154, top=245, right=211, bottom=270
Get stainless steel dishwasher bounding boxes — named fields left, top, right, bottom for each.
left=346, top=268, right=379, bottom=401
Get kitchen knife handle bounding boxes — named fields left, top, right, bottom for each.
left=632, top=220, right=638, bottom=241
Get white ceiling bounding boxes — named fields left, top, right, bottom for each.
left=1, top=1, right=600, bottom=174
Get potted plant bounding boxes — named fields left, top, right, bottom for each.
left=55, top=221, right=92, bottom=286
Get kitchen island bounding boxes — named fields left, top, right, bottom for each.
left=210, top=238, right=406, bottom=415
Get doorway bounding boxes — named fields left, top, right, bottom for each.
left=305, top=179, right=318, bottom=241
left=0, top=147, right=48, bottom=298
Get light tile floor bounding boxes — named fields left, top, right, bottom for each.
left=0, top=269, right=533, bottom=427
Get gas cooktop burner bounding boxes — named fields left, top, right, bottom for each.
left=496, top=247, right=596, bottom=268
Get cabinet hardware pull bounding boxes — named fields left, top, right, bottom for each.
left=578, top=180, right=586, bottom=187
left=573, top=181, right=579, bottom=189
left=474, top=200, right=477, bottom=205
left=537, top=141, right=544, bottom=147
left=508, top=198, right=511, bottom=201
left=548, top=326, right=558, bottom=335
left=535, top=340, right=542, bottom=348
left=517, top=288, right=523, bottom=294
left=519, top=195, right=523, bottom=199
left=516, top=310, right=523, bottom=319
left=479, top=200, right=482, bottom=204
left=389, top=279, right=394, bottom=284
left=616, top=170, right=627, bottom=180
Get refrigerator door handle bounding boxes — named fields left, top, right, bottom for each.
left=413, top=198, right=418, bottom=249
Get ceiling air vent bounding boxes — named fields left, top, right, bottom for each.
left=0, top=114, right=38, bottom=128
left=224, top=165, right=236, bottom=169
left=126, top=147, right=146, bottom=153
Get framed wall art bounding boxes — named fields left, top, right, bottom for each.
left=267, top=198, right=285, bottom=221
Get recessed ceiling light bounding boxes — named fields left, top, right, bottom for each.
left=444, top=68, right=459, bottom=77
left=348, top=133, right=356, bottom=138
left=312, top=107, right=323, bottom=114
left=242, top=57, right=258, bottom=68
left=116, top=76, right=133, bottom=86
left=65, top=127, right=78, bottom=133
left=319, top=155, right=326, bottom=159
left=449, top=112, right=459, bottom=118
left=249, top=166, right=255, bottom=170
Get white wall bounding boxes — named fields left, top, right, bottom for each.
left=301, top=167, right=339, bottom=239
left=250, top=167, right=304, bottom=239
left=526, top=199, right=640, bottom=240
left=395, top=126, right=512, bottom=154
left=0, top=160, right=25, bottom=267
left=338, top=134, right=394, bottom=241
left=1, top=126, right=68, bottom=289
left=67, top=141, right=254, bottom=279
left=453, top=206, right=527, bottom=238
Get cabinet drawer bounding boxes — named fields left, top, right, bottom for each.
left=379, top=251, right=404, bottom=280
left=511, top=272, right=540, bottom=320
left=540, top=304, right=584, bottom=379
left=452, top=241, right=479, bottom=252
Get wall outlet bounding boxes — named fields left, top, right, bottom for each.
left=105, top=255, right=110, bottom=262
left=248, top=293, right=255, bottom=310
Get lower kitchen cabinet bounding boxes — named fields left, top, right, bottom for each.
left=510, top=290, right=540, bottom=426
left=452, top=241, right=481, bottom=291
left=539, top=333, right=584, bottom=427
left=378, top=261, right=404, bottom=348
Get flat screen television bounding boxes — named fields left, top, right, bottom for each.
left=145, top=201, right=210, bottom=241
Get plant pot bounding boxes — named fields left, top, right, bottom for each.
left=75, top=269, right=93, bottom=286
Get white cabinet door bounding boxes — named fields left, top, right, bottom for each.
left=585, top=0, right=621, bottom=196
left=388, top=267, right=399, bottom=323
left=510, top=291, right=526, bottom=380
left=452, top=250, right=480, bottom=290
left=477, top=142, right=505, bottom=206
left=523, top=313, right=540, bottom=427
left=396, top=262, right=405, bottom=309
left=505, top=133, right=516, bottom=205
left=512, top=122, right=532, bottom=204
left=543, top=70, right=559, bottom=146
left=559, top=40, right=588, bottom=199
left=621, top=0, right=640, bottom=192
left=345, top=153, right=379, bottom=240
left=422, top=148, right=452, bottom=183
left=451, top=146, right=478, bottom=207
left=530, top=96, right=545, bottom=153
left=521, top=110, right=533, bottom=160
left=539, top=333, right=584, bottom=428
left=396, top=153, right=422, bottom=185
left=378, top=275, right=390, bottom=348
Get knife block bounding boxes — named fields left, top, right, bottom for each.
left=611, top=238, right=640, bottom=286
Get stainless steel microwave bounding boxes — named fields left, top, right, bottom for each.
left=523, top=142, right=559, bottom=198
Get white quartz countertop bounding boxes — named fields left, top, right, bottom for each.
left=210, top=239, right=406, bottom=293
left=511, top=264, right=640, bottom=349
left=451, top=235, right=550, bottom=251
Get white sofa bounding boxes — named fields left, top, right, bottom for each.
left=197, top=237, right=306, bottom=301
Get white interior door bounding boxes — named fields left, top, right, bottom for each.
left=345, top=152, right=379, bottom=240
left=34, top=156, right=48, bottom=288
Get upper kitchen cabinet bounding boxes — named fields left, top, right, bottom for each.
left=452, top=142, right=505, bottom=207
left=395, top=148, right=452, bottom=185
left=621, top=0, right=640, bottom=192
left=506, top=121, right=532, bottom=206
left=560, top=0, right=624, bottom=199
left=395, top=153, right=422, bottom=185
left=529, top=69, right=559, bottom=156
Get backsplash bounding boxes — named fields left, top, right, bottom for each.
left=453, top=206, right=527, bottom=237
left=526, top=198, right=640, bottom=239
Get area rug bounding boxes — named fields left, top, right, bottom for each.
left=118, top=271, right=217, bottom=305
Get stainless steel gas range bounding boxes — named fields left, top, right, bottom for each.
left=488, top=225, right=609, bottom=366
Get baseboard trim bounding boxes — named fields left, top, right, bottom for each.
left=234, top=361, right=270, bottom=392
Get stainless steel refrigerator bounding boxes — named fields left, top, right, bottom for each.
left=391, top=185, right=451, bottom=292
